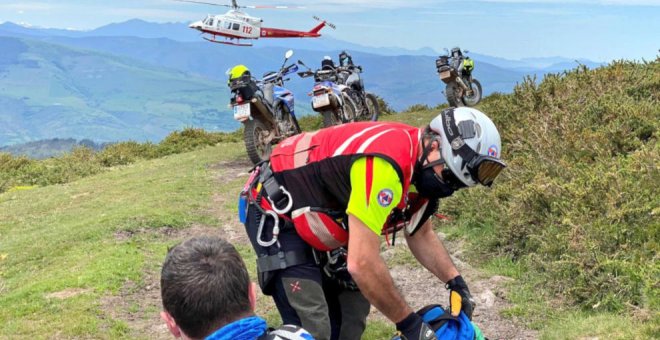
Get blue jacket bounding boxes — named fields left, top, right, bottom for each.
left=205, top=316, right=267, bottom=340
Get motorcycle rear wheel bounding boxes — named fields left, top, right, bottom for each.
left=322, top=110, right=342, bottom=128
left=243, top=119, right=272, bottom=165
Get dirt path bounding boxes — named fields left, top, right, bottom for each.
left=382, top=236, right=538, bottom=340
left=106, top=159, right=538, bottom=339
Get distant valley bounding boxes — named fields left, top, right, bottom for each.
left=0, top=20, right=603, bottom=148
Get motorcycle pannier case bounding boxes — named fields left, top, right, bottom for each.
left=292, top=207, right=348, bottom=251
left=435, top=56, right=450, bottom=72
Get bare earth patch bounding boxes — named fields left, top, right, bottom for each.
left=45, top=288, right=92, bottom=300
left=101, top=267, right=170, bottom=338
left=103, top=224, right=222, bottom=339
left=381, top=235, right=538, bottom=340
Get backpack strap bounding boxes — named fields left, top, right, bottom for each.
left=417, top=304, right=456, bottom=332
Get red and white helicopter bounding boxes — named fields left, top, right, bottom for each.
left=176, top=0, right=335, bottom=46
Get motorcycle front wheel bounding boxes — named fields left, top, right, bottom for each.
left=462, top=79, right=482, bottom=107
left=277, top=103, right=301, bottom=135
left=445, top=82, right=463, bottom=107
left=365, top=93, right=380, bottom=121
left=341, top=92, right=358, bottom=123
left=243, top=119, right=273, bottom=165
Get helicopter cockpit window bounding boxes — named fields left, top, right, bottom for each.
left=224, top=21, right=232, bottom=30
left=216, top=20, right=222, bottom=28
left=208, top=18, right=215, bottom=27
left=232, top=23, right=240, bottom=31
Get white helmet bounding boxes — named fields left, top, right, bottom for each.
left=266, top=325, right=314, bottom=339
left=429, top=107, right=505, bottom=187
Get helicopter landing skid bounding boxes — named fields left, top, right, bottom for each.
left=203, top=36, right=253, bottom=47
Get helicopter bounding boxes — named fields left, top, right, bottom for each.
left=176, top=0, right=336, bottom=46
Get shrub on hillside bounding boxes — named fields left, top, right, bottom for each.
left=98, top=141, right=158, bottom=167
left=0, top=128, right=243, bottom=193
left=403, top=104, right=431, bottom=113
left=374, top=94, right=395, bottom=115
left=297, top=114, right=323, bottom=131
left=442, top=58, right=659, bottom=313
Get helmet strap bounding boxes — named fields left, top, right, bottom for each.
left=440, top=108, right=478, bottom=164
left=415, top=126, right=439, bottom=173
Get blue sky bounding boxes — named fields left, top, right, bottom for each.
left=0, top=0, right=658, bottom=61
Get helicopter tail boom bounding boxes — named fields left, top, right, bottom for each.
left=260, top=17, right=334, bottom=38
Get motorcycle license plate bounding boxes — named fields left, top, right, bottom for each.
left=440, top=71, right=451, bottom=80
left=312, top=93, right=330, bottom=108
left=233, top=103, right=251, bottom=121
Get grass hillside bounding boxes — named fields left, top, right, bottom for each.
left=0, top=59, right=658, bottom=339
left=0, top=36, right=238, bottom=146
left=443, top=59, right=659, bottom=336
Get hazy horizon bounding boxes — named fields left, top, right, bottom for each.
left=1, top=0, right=658, bottom=61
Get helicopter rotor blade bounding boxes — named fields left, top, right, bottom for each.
left=172, top=0, right=231, bottom=7
left=243, top=5, right=306, bottom=9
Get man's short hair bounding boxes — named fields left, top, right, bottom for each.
left=160, top=236, right=251, bottom=339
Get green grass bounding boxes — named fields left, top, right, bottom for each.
left=0, top=143, right=245, bottom=338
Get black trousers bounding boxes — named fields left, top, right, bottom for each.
left=245, top=202, right=371, bottom=340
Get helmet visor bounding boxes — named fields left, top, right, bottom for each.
left=467, top=155, right=506, bottom=187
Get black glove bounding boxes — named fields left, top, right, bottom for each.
left=446, top=275, right=476, bottom=320
left=391, top=312, right=437, bottom=340
left=322, top=247, right=359, bottom=291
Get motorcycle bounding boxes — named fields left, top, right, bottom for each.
left=296, top=60, right=359, bottom=128
left=336, top=65, right=380, bottom=123
left=228, top=50, right=301, bottom=165
left=436, top=48, right=482, bottom=107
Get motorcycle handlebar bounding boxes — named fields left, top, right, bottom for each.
left=297, top=71, right=313, bottom=78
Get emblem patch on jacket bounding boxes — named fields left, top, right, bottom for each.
left=378, top=189, right=394, bottom=207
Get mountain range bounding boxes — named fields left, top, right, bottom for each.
left=0, top=20, right=604, bottom=147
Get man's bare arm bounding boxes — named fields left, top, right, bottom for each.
left=406, top=219, right=460, bottom=283
left=346, top=214, right=412, bottom=323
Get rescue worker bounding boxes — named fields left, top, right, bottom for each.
left=241, top=107, right=506, bottom=340
left=160, top=236, right=314, bottom=340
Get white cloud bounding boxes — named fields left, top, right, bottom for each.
left=0, top=2, right=54, bottom=11
left=105, top=8, right=205, bottom=21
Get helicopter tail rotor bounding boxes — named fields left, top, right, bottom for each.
left=313, top=16, right=336, bottom=29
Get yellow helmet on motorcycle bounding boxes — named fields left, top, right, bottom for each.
left=228, top=64, right=250, bottom=83
left=463, top=58, right=474, bottom=72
